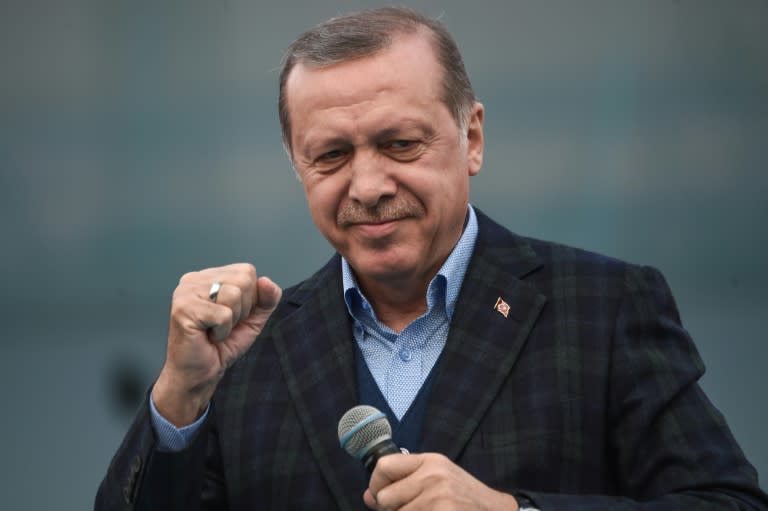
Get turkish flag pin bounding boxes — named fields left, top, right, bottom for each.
left=494, top=297, right=510, bottom=318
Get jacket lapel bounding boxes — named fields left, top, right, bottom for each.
left=270, top=257, right=367, bottom=511
left=267, top=211, right=547, bottom=505
left=421, top=211, right=547, bottom=459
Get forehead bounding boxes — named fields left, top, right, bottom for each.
left=284, top=33, right=445, bottom=129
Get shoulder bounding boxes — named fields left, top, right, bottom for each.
left=473, top=208, right=668, bottom=297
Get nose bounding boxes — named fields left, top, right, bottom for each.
left=347, top=151, right=397, bottom=208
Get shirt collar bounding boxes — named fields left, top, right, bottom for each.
left=342, top=204, right=478, bottom=321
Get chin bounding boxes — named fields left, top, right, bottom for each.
left=347, top=249, right=422, bottom=282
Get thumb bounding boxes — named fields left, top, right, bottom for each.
left=254, top=276, right=282, bottom=312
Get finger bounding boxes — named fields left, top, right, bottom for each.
left=207, top=302, right=235, bottom=342
left=171, top=292, right=235, bottom=343
left=211, top=283, right=244, bottom=325
left=169, top=286, right=220, bottom=334
left=369, top=453, right=423, bottom=496
left=193, top=263, right=257, bottom=324
left=372, top=475, right=424, bottom=511
left=362, top=488, right=378, bottom=510
left=238, top=281, right=254, bottom=324
left=222, top=263, right=258, bottom=321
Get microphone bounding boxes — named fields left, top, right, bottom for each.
left=338, top=405, right=402, bottom=473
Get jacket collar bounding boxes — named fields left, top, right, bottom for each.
left=420, top=210, right=546, bottom=457
left=269, top=209, right=546, bottom=509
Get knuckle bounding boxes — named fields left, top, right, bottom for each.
left=169, top=303, right=182, bottom=321
left=178, top=271, right=199, bottom=285
left=223, top=288, right=245, bottom=314
left=177, top=317, right=199, bottom=334
left=171, top=282, right=192, bottom=299
left=242, top=263, right=257, bottom=278
left=373, top=487, right=393, bottom=508
left=169, top=295, right=191, bottom=319
left=426, top=452, right=446, bottom=463
left=425, top=453, right=448, bottom=471
left=231, top=262, right=257, bottom=278
left=376, top=455, right=395, bottom=473
left=231, top=275, right=251, bottom=295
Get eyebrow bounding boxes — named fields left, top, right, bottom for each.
left=371, top=124, right=435, bottom=144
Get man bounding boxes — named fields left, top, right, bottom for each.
left=96, top=7, right=767, bottom=510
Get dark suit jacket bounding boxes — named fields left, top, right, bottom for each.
left=96, top=210, right=767, bottom=510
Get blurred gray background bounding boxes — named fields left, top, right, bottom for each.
left=1, top=0, right=766, bottom=508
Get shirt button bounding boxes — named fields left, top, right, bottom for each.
left=399, top=349, right=413, bottom=362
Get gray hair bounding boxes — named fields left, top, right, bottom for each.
left=278, top=6, right=476, bottom=155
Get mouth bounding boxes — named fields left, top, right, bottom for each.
left=349, top=218, right=403, bottom=237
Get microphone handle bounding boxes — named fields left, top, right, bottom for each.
left=362, top=438, right=401, bottom=474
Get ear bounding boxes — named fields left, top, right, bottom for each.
left=465, top=102, right=484, bottom=176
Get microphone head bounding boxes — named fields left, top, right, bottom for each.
left=338, top=405, right=392, bottom=459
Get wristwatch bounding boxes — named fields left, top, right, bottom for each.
left=514, top=493, right=541, bottom=511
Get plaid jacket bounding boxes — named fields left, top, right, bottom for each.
left=96, top=210, right=767, bottom=510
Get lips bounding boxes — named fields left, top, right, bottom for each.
left=340, top=214, right=405, bottom=228
left=350, top=216, right=402, bottom=226
left=350, top=218, right=402, bottom=237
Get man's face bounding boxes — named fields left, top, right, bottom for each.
left=285, top=33, right=484, bottom=290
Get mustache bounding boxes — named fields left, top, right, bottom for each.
left=337, top=198, right=424, bottom=227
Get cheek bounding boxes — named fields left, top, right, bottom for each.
left=409, top=169, right=463, bottom=207
left=304, top=180, right=342, bottom=226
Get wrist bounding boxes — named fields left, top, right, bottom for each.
left=151, top=370, right=213, bottom=427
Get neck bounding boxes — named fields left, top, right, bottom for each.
left=356, top=274, right=432, bottom=333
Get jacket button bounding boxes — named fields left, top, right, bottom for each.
left=130, top=455, right=142, bottom=475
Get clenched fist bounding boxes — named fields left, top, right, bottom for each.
left=151, top=263, right=282, bottom=426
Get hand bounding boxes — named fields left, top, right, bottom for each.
left=151, top=263, right=282, bottom=426
left=364, top=453, right=518, bottom=511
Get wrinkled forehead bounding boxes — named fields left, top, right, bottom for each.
left=285, top=34, right=445, bottom=124
left=286, top=33, right=442, bottom=103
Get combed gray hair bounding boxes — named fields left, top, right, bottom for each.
left=278, top=6, right=476, bottom=155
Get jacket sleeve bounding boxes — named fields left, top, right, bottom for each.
left=522, top=266, right=768, bottom=510
left=94, top=394, right=227, bottom=511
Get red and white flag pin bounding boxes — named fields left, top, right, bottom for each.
left=494, top=297, right=510, bottom=318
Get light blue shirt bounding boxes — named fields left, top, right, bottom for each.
left=342, top=205, right=478, bottom=419
left=150, top=205, right=478, bottom=450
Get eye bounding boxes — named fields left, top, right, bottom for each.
left=387, top=140, right=415, bottom=150
left=383, top=139, right=422, bottom=161
left=313, top=148, right=350, bottom=170
left=318, top=149, right=345, bottom=161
